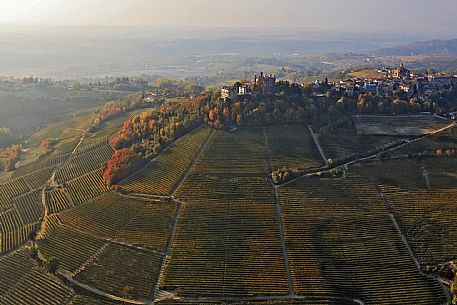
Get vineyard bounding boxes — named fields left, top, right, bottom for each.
left=75, top=243, right=163, bottom=299
left=426, top=157, right=457, bottom=189
left=59, top=191, right=176, bottom=251
left=192, top=128, right=268, bottom=176
left=69, top=295, right=126, bottom=305
left=55, top=143, right=113, bottom=183
left=66, top=170, right=108, bottom=206
left=45, top=189, right=72, bottom=214
left=160, top=203, right=289, bottom=296
left=0, top=178, right=46, bottom=254
left=317, top=129, right=403, bottom=161
left=278, top=177, right=446, bottom=304
left=0, top=249, right=74, bottom=305
left=266, top=125, right=321, bottom=170
left=22, top=166, right=56, bottom=190
left=175, top=128, right=274, bottom=205
left=353, top=159, right=427, bottom=191
left=176, top=174, right=275, bottom=205
left=121, top=126, right=213, bottom=195
left=11, top=153, right=69, bottom=179
left=361, top=158, right=457, bottom=266
left=38, top=224, right=107, bottom=273
left=2, top=99, right=456, bottom=305
left=155, top=299, right=358, bottom=305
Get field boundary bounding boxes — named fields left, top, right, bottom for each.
left=263, top=127, right=295, bottom=296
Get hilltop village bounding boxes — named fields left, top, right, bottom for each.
left=220, top=65, right=457, bottom=116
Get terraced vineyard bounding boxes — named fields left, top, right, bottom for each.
left=45, top=189, right=72, bottom=214
left=0, top=224, right=38, bottom=254
left=12, top=189, right=43, bottom=225
left=0, top=177, right=30, bottom=199
left=22, top=166, right=56, bottom=190
left=279, top=177, right=446, bottom=304
left=121, top=126, right=213, bottom=195
left=160, top=203, right=289, bottom=296
left=266, top=125, right=321, bottom=170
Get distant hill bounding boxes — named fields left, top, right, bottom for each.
left=375, top=39, right=457, bottom=56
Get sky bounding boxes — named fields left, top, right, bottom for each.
left=1, top=0, right=457, bottom=34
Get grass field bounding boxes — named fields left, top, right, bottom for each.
left=390, top=125, right=457, bottom=157
left=348, top=69, right=386, bottom=79
left=355, top=115, right=451, bottom=136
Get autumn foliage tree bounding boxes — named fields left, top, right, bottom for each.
left=0, top=145, right=21, bottom=172
left=102, top=95, right=209, bottom=186
left=90, top=93, right=148, bottom=132
left=40, top=138, right=59, bottom=149
left=102, top=148, right=140, bottom=186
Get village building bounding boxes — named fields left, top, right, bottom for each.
left=254, top=72, right=276, bottom=92
left=221, top=86, right=238, bottom=101
left=393, top=63, right=410, bottom=79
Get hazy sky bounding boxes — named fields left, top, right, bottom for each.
left=1, top=0, right=457, bottom=34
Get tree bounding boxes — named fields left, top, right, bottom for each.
left=30, top=247, right=38, bottom=260
left=44, top=257, right=59, bottom=274
left=272, top=167, right=299, bottom=184
left=28, top=229, right=37, bottom=242
left=451, top=275, right=457, bottom=305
